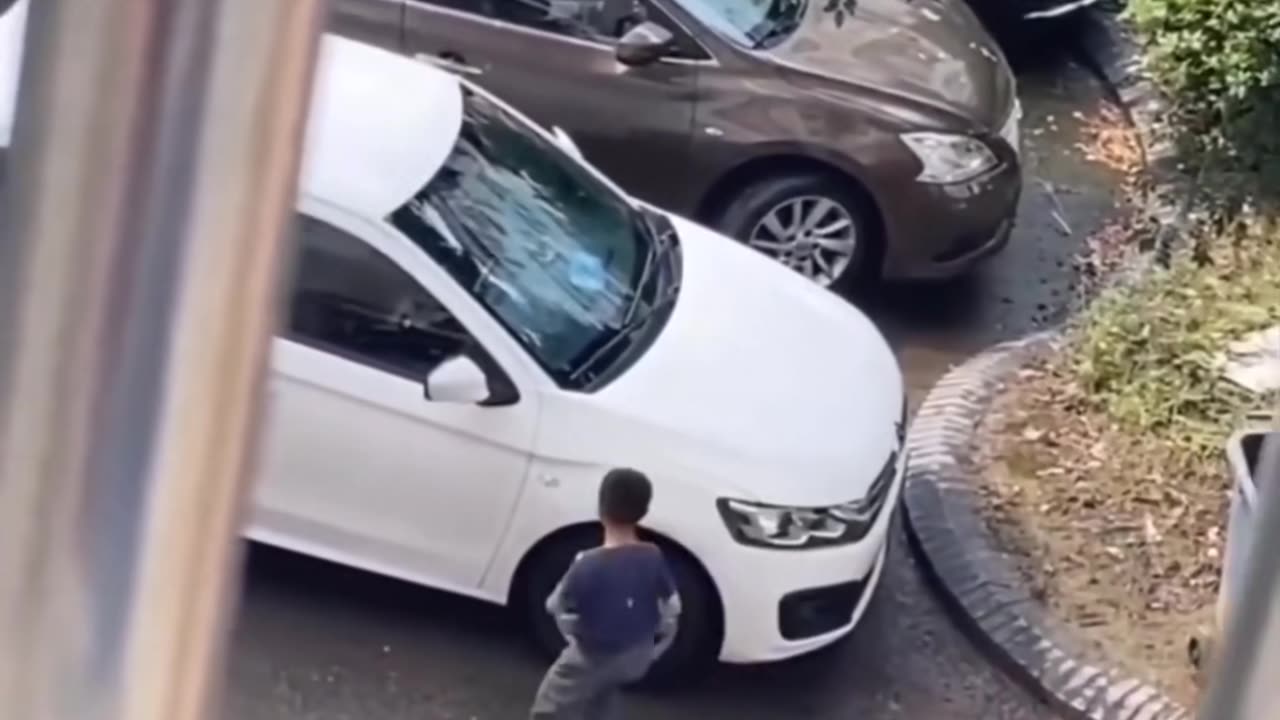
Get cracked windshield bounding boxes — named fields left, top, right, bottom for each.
left=389, top=86, right=657, bottom=387
left=2, top=0, right=1278, bottom=718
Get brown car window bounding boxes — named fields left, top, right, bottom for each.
left=428, top=0, right=707, bottom=60
left=630, top=0, right=710, bottom=59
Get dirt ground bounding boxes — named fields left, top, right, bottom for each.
left=976, top=358, right=1227, bottom=709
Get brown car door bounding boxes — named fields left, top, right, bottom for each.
left=402, top=0, right=704, bottom=212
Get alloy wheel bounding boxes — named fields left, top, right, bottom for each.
left=747, top=195, right=858, bottom=286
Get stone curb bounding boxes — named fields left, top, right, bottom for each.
left=901, top=331, right=1192, bottom=720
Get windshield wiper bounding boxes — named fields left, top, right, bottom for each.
left=620, top=210, right=659, bottom=328
left=567, top=209, right=677, bottom=383
left=567, top=276, right=679, bottom=384
left=747, top=0, right=806, bottom=49
left=750, top=18, right=801, bottom=48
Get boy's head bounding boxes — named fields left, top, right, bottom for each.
left=598, top=468, right=652, bottom=527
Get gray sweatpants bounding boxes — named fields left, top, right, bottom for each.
left=529, top=642, right=654, bottom=720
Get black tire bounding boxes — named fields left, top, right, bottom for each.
left=713, top=172, right=879, bottom=293
left=519, top=529, right=722, bottom=688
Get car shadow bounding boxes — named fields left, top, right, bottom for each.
left=973, top=5, right=1113, bottom=77
left=239, top=543, right=518, bottom=637
left=854, top=275, right=988, bottom=337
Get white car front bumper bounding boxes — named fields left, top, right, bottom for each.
left=709, top=454, right=905, bottom=664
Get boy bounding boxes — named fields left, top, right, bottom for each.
left=529, top=468, right=682, bottom=720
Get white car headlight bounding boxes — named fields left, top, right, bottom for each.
left=716, top=452, right=898, bottom=550
left=900, top=132, right=999, bottom=184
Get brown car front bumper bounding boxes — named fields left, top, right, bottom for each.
left=877, top=156, right=1022, bottom=282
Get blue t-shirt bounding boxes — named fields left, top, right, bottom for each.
left=557, top=543, right=675, bottom=656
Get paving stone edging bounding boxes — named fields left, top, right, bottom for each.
left=901, top=331, right=1191, bottom=720
left=899, top=13, right=1199, bottom=720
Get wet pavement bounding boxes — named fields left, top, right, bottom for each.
left=226, top=14, right=1126, bottom=720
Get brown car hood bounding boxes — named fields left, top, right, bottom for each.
left=764, top=0, right=1014, bottom=129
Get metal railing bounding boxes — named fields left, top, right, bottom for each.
left=0, top=1, right=1275, bottom=718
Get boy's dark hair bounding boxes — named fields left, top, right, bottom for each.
left=598, top=468, right=652, bottom=526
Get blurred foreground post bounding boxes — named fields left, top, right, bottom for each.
left=0, top=1, right=325, bottom=719
left=1200, top=418, right=1280, bottom=719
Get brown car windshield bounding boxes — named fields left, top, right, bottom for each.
left=389, top=87, right=672, bottom=389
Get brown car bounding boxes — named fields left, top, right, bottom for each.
left=332, top=0, right=1022, bottom=290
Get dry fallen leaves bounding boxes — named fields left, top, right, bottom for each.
left=1077, top=106, right=1145, bottom=186
left=976, top=359, right=1225, bottom=708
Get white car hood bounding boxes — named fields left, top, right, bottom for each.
left=535, top=217, right=904, bottom=508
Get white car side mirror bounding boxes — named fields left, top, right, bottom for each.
left=424, top=355, right=490, bottom=405
left=551, top=126, right=583, bottom=160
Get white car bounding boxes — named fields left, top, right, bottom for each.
left=0, top=6, right=906, bottom=681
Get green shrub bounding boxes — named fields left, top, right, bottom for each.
left=1129, top=0, right=1280, bottom=178
left=1071, top=220, right=1280, bottom=460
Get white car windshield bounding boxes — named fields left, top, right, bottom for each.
left=389, top=87, right=678, bottom=389
left=674, top=0, right=806, bottom=49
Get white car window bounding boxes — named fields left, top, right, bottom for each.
left=284, top=215, right=474, bottom=381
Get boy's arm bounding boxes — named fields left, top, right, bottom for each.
left=546, top=552, right=585, bottom=641
left=652, top=556, right=682, bottom=657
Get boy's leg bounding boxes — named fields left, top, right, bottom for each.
left=582, top=686, right=620, bottom=720
left=580, top=643, right=655, bottom=720
left=529, top=644, right=603, bottom=719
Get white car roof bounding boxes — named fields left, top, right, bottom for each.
left=0, top=0, right=464, bottom=220
left=301, top=37, right=463, bottom=217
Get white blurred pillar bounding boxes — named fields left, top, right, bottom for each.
left=0, top=1, right=326, bottom=719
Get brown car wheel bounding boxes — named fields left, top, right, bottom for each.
left=715, top=172, right=878, bottom=292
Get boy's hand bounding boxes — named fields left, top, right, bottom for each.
left=652, top=592, right=682, bottom=658
left=554, top=611, right=581, bottom=641
left=652, top=634, right=675, bottom=660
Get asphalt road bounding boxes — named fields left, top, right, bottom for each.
left=225, top=15, right=1125, bottom=720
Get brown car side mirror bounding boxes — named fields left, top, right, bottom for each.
left=615, top=21, right=675, bottom=67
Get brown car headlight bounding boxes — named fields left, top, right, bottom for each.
left=716, top=452, right=898, bottom=550
left=900, top=132, right=999, bottom=184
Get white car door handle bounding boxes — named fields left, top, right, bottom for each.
left=414, top=53, right=484, bottom=77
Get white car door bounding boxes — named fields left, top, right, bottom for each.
left=252, top=209, right=539, bottom=598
